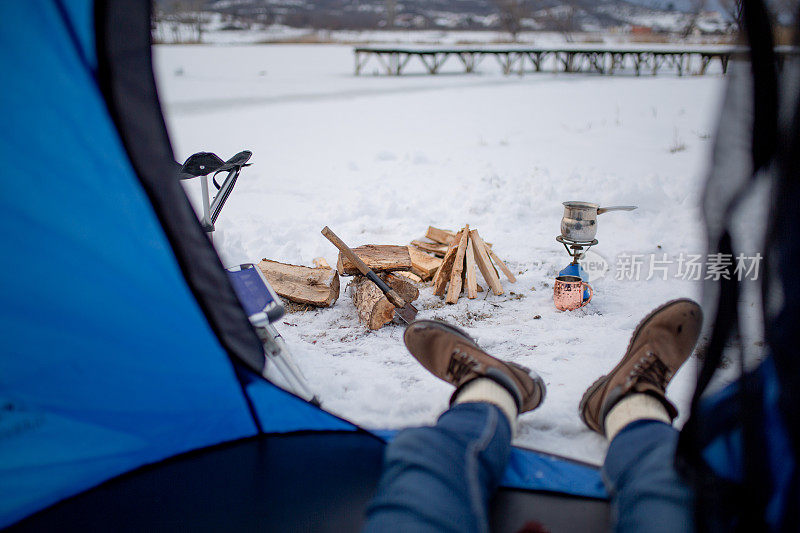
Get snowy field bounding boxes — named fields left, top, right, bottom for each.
left=155, top=43, right=726, bottom=464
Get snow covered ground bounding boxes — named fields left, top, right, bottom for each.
left=155, top=43, right=727, bottom=464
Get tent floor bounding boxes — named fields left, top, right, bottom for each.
left=11, top=431, right=609, bottom=532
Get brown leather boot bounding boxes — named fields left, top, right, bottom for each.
left=404, top=320, right=546, bottom=413
left=579, top=298, right=703, bottom=434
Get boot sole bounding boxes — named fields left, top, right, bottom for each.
left=578, top=298, right=700, bottom=433
left=510, top=362, right=547, bottom=411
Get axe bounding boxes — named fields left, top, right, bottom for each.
left=321, top=226, right=418, bottom=324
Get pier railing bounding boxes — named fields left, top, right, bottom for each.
left=354, top=45, right=799, bottom=77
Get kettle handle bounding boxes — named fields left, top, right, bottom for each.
left=597, top=205, right=637, bottom=214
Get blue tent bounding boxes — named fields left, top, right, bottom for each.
left=0, top=1, right=607, bottom=530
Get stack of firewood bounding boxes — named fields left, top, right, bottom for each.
left=258, top=258, right=340, bottom=308
left=410, top=225, right=516, bottom=304
left=335, top=245, right=421, bottom=330
left=257, top=244, right=432, bottom=330
left=255, top=225, right=513, bottom=329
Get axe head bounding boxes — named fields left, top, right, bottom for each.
left=393, top=302, right=418, bottom=324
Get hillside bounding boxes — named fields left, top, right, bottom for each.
left=154, top=0, right=734, bottom=38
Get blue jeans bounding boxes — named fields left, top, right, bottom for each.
left=603, top=419, right=695, bottom=532
left=364, top=405, right=694, bottom=532
left=364, top=403, right=511, bottom=533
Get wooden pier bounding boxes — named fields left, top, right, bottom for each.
left=354, top=45, right=796, bottom=77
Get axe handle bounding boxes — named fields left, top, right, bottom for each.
left=321, top=226, right=407, bottom=308
left=366, top=272, right=407, bottom=309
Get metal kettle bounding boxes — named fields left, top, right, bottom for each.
left=560, top=201, right=637, bottom=242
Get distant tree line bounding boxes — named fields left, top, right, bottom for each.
left=494, top=0, right=796, bottom=42
left=153, top=0, right=210, bottom=43
left=152, top=0, right=798, bottom=43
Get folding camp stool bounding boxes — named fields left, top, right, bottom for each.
left=177, top=150, right=252, bottom=240
left=227, top=263, right=320, bottom=406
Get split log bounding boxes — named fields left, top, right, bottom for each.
left=433, top=229, right=464, bottom=296
left=337, top=245, right=412, bottom=276
left=470, top=230, right=503, bottom=295
left=446, top=225, right=470, bottom=304
left=410, top=240, right=449, bottom=257
left=465, top=238, right=478, bottom=299
left=396, top=271, right=423, bottom=283
left=426, top=226, right=456, bottom=245
left=407, top=246, right=442, bottom=281
left=258, top=259, right=340, bottom=307
left=487, top=248, right=516, bottom=282
left=313, top=257, right=331, bottom=269
left=350, top=273, right=419, bottom=330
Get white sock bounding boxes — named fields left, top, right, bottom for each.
left=454, top=378, right=519, bottom=435
left=604, top=393, right=671, bottom=441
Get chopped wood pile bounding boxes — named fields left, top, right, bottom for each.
left=257, top=258, right=340, bottom=307
left=350, top=273, right=418, bottom=330
left=410, top=225, right=516, bottom=304
left=335, top=244, right=442, bottom=282
left=407, top=246, right=442, bottom=281
left=255, top=224, right=515, bottom=329
left=337, top=244, right=411, bottom=275
left=333, top=244, right=423, bottom=330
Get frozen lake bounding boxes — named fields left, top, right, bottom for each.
left=155, top=43, right=727, bottom=464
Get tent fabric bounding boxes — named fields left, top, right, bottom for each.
left=694, top=357, right=798, bottom=529
left=1, top=0, right=608, bottom=528
left=0, top=1, right=349, bottom=528
left=9, top=432, right=610, bottom=533
left=9, top=432, right=388, bottom=533
left=490, top=488, right=610, bottom=532
left=242, top=371, right=356, bottom=433
left=94, top=0, right=266, bottom=375
left=91, top=0, right=355, bottom=437
left=372, top=430, right=606, bottom=499
left=503, top=447, right=606, bottom=499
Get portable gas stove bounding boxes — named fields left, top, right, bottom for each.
left=556, top=235, right=597, bottom=299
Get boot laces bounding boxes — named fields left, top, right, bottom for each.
left=447, top=349, right=482, bottom=383
left=628, top=351, right=672, bottom=391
